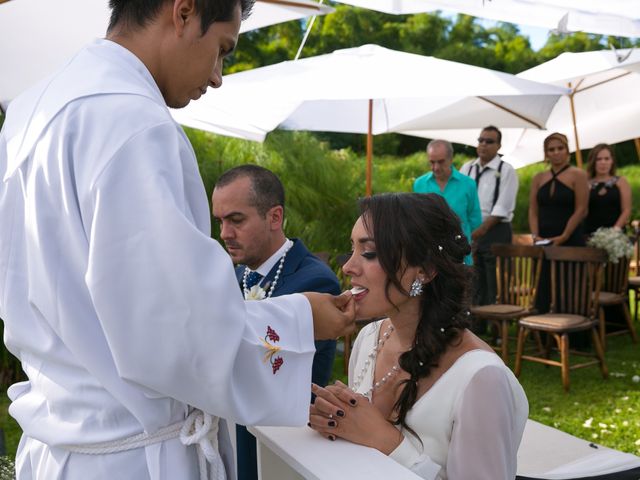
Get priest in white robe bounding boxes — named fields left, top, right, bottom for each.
left=0, top=0, right=355, bottom=478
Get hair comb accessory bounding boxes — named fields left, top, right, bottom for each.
left=438, top=245, right=443, bottom=251
left=454, top=234, right=462, bottom=240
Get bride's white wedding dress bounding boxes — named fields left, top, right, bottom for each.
left=349, top=320, right=529, bottom=480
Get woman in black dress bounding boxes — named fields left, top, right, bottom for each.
left=585, top=144, right=632, bottom=235
left=529, top=132, right=589, bottom=313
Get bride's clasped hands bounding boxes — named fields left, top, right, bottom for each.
left=309, top=381, right=404, bottom=455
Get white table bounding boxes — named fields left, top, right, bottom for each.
left=248, top=420, right=640, bottom=480
left=249, top=425, right=423, bottom=480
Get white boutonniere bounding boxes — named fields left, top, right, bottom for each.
left=245, top=285, right=267, bottom=300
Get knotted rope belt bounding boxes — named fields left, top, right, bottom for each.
left=62, top=409, right=225, bottom=480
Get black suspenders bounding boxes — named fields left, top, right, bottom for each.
left=471, top=160, right=504, bottom=209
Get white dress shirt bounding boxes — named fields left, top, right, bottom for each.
left=461, top=155, right=518, bottom=223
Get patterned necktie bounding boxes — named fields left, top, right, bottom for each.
left=245, top=270, right=263, bottom=289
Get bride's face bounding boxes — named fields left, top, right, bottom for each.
left=342, top=216, right=422, bottom=320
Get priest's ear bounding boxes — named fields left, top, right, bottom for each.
left=172, top=0, right=197, bottom=35
left=267, top=205, right=284, bottom=232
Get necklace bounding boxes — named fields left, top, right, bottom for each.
left=242, top=243, right=291, bottom=300
left=351, top=323, right=400, bottom=400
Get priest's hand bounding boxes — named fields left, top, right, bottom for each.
left=303, top=291, right=356, bottom=340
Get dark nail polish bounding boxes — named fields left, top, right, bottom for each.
left=336, top=410, right=345, bottom=417
left=328, top=435, right=336, bottom=441
left=307, top=422, right=311, bottom=427
left=349, top=398, right=357, bottom=406
left=328, top=420, right=336, bottom=427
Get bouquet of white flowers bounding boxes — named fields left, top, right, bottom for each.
left=587, top=227, right=634, bottom=263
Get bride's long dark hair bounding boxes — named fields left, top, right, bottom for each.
left=359, top=193, right=472, bottom=435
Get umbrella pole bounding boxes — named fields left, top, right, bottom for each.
left=366, top=99, right=373, bottom=197
left=568, top=83, right=583, bottom=168
left=294, top=0, right=323, bottom=60
left=635, top=138, right=640, bottom=163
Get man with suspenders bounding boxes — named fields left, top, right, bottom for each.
left=461, top=126, right=519, bottom=331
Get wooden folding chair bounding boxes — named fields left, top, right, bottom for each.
left=514, top=247, right=608, bottom=392
left=599, top=258, right=638, bottom=348
left=470, top=244, right=544, bottom=363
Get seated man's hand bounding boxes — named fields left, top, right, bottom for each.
left=304, top=291, right=356, bottom=340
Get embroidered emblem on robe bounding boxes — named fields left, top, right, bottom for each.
left=261, top=326, right=283, bottom=374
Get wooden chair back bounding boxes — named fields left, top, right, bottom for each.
left=602, top=258, right=630, bottom=295
left=544, top=247, right=607, bottom=318
left=491, top=244, right=544, bottom=309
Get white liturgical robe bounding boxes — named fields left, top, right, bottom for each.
left=0, top=39, right=316, bottom=479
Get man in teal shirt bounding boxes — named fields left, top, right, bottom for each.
left=413, top=139, right=482, bottom=264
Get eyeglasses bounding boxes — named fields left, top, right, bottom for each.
left=477, top=137, right=497, bottom=145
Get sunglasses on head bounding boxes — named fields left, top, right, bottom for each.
left=477, top=137, right=497, bottom=145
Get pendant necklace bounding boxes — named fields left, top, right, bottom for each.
left=351, top=323, right=401, bottom=401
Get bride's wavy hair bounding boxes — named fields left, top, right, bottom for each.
left=359, top=193, right=472, bottom=436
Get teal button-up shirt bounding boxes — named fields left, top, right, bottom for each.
left=413, top=167, right=482, bottom=264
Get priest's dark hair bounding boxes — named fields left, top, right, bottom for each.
left=108, top=0, right=255, bottom=35
left=358, top=192, right=472, bottom=439
left=215, top=164, right=285, bottom=217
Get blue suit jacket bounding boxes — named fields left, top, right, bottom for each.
left=234, top=239, right=340, bottom=480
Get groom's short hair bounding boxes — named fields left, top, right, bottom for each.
left=216, top=165, right=285, bottom=218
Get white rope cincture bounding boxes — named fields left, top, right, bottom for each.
left=63, top=408, right=225, bottom=480
left=62, top=421, right=184, bottom=455
left=180, top=409, right=225, bottom=480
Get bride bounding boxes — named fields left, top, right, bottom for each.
left=309, top=193, right=528, bottom=479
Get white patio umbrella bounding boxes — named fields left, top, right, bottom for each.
left=0, top=0, right=333, bottom=111
left=180, top=44, right=568, bottom=194
left=401, top=48, right=640, bottom=168
left=334, top=0, right=640, bottom=38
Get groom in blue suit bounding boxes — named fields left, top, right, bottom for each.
left=212, top=165, right=341, bottom=480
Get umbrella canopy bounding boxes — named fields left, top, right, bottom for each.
left=401, top=48, right=640, bottom=168
left=0, top=0, right=333, bottom=110
left=334, top=0, right=640, bottom=38
left=180, top=44, right=568, bottom=193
